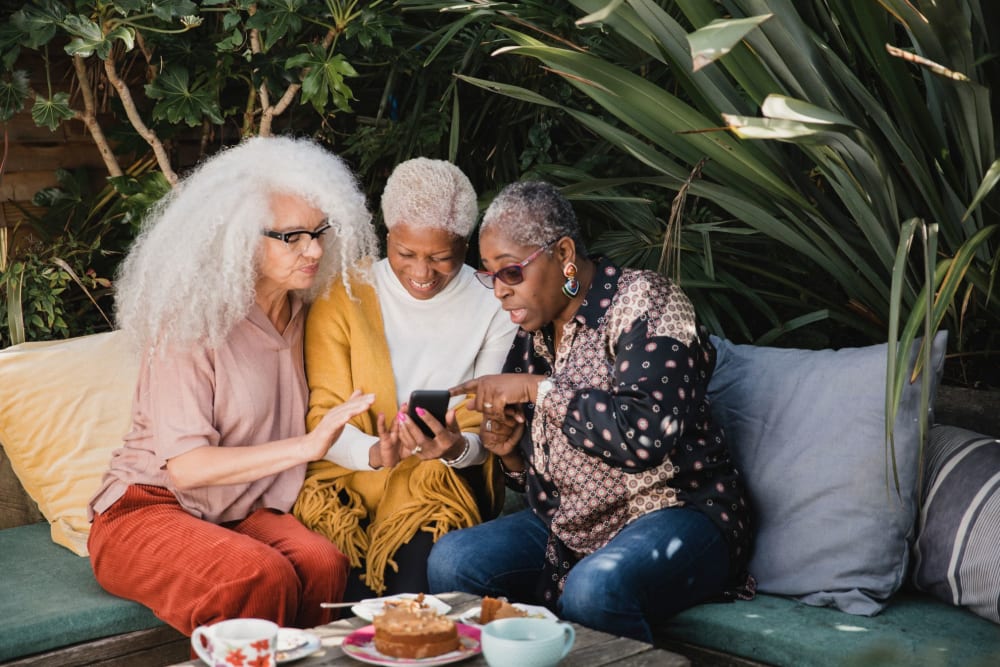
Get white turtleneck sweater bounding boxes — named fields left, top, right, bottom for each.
left=324, top=259, right=518, bottom=470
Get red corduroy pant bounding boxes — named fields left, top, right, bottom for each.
left=88, top=484, right=348, bottom=635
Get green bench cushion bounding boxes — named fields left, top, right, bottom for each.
left=0, top=522, right=165, bottom=662
left=659, top=592, right=1000, bottom=666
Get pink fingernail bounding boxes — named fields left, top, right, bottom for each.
left=416, top=407, right=426, bottom=416
left=397, top=413, right=406, bottom=423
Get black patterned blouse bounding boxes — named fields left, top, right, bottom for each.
left=502, top=258, right=753, bottom=604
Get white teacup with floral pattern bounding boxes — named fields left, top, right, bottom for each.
left=192, top=618, right=278, bottom=666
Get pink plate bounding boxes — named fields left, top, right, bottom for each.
left=341, top=623, right=481, bottom=666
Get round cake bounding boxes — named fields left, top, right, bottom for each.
left=372, top=598, right=459, bottom=659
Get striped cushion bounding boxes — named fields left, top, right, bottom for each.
left=912, top=424, right=1000, bottom=623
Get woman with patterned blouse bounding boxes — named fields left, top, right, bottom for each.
left=429, top=181, right=754, bottom=643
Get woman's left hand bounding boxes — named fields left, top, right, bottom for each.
left=396, top=403, right=466, bottom=461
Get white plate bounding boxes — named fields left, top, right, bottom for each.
left=458, top=602, right=558, bottom=625
left=351, top=594, right=452, bottom=622
left=341, top=623, right=480, bottom=666
left=276, top=628, right=321, bottom=663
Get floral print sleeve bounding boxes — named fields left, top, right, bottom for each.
left=561, top=318, right=705, bottom=471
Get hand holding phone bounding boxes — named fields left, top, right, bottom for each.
left=407, top=390, right=450, bottom=439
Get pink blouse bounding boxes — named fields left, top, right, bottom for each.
left=89, top=299, right=309, bottom=524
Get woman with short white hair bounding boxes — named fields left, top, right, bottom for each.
left=294, top=157, right=517, bottom=597
left=88, top=136, right=379, bottom=634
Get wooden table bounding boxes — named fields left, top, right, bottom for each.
left=169, top=591, right=689, bottom=667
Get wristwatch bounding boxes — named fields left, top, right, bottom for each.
left=536, top=377, right=554, bottom=404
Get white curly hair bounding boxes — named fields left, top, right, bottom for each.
left=114, top=136, right=377, bottom=351
left=380, top=157, right=478, bottom=238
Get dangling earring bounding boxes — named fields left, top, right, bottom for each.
left=562, top=262, right=579, bottom=298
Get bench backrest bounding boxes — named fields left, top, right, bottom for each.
left=0, top=441, right=44, bottom=530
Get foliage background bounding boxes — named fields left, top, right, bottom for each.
left=0, top=0, right=997, bottom=389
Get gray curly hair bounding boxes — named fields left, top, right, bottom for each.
left=481, top=181, right=587, bottom=255
left=381, top=157, right=478, bottom=238
left=114, top=136, right=377, bottom=351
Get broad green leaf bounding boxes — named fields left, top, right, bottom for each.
left=0, top=70, right=30, bottom=122
left=687, top=15, right=772, bottom=72
left=290, top=46, right=357, bottom=114
left=145, top=66, right=223, bottom=126
left=11, top=2, right=66, bottom=49
left=149, top=0, right=199, bottom=21
left=246, top=1, right=305, bottom=51
left=31, top=92, right=74, bottom=131
left=62, top=18, right=134, bottom=59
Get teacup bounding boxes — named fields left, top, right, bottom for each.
left=481, top=617, right=575, bottom=667
left=191, top=618, right=279, bottom=666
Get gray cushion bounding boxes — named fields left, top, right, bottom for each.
left=708, top=333, right=947, bottom=615
left=912, top=424, right=1000, bottom=624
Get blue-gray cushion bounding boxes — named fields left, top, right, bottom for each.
left=707, top=333, right=947, bottom=615
left=0, top=522, right=165, bottom=661
left=913, top=424, right=1000, bottom=624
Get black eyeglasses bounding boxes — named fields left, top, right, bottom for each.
left=262, top=222, right=331, bottom=246
left=475, top=239, right=558, bottom=289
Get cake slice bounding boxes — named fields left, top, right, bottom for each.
left=478, top=596, right=529, bottom=624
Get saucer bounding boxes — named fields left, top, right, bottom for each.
left=276, top=628, right=321, bottom=663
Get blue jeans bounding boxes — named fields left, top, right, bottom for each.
left=427, top=507, right=729, bottom=643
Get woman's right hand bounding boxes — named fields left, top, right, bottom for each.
left=307, top=389, right=375, bottom=461
left=370, top=411, right=402, bottom=469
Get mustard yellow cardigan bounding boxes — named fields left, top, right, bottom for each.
left=293, top=272, right=499, bottom=594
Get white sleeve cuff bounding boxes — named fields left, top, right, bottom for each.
left=323, top=424, right=380, bottom=471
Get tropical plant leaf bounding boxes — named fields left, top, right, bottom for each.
left=246, top=0, right=306, bottom=51
left=575, top=0, right=627, bottom=26
left=10, top=2, right=65, bottom=49
left=145, top=65, right=223, bottom=126
left=62, top=16, right=134, bottom=59
left=148, top=0, right=199, bottom=22
left=289, top=45, right=357, bottom=114
left=0, top=70, right=29, bottom=122
left=31, top=91, right=74, bottom=130
left=759, top=94, right=857, bottom=127
left=5, top=262, right=25, bottom=346
left=687, top=15, right=772, bottom=72
left=51, top=257, right=112, bottom=328
left=962, top=158, right=1000, bottom=222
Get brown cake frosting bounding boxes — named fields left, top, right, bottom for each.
left=372, top=596, right=460, bottom=659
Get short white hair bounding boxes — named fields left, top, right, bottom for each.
left=115, top=136, right=377, bottom=351
left=380, top=157, right=478, bottom=238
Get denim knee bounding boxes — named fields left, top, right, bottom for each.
left=427, top=530, right=463, bottom=593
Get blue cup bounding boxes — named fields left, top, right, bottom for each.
left=481, top=617, right=575, bottom=667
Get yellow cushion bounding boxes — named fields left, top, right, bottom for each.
left=0, top=332, right=137, bottom=555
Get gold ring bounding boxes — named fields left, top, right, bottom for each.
left=413, top=446, right=422, bottom=454
left=485, top=419, right=492, bottom=432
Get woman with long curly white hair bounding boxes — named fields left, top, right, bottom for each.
left=87, top=136, right=379, bottom=635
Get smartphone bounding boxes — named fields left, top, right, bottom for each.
left=407, top=390, right=451, bottom=438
